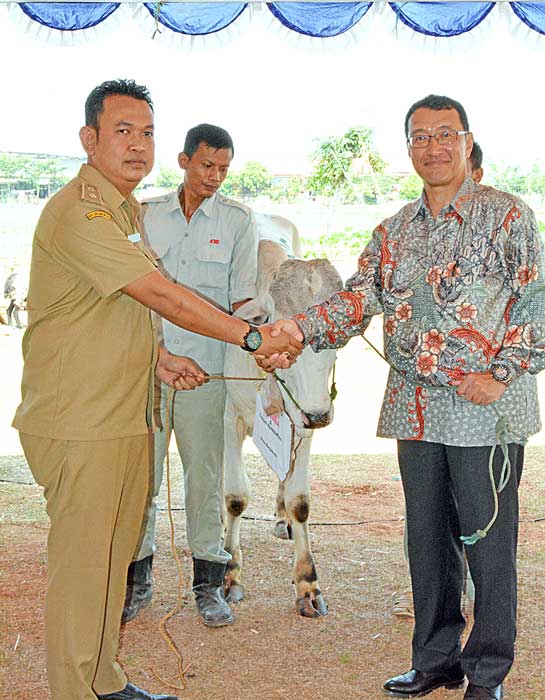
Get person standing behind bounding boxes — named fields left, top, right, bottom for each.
left=12, top=79, right=300, bottom=700
left=270, top=95, right=545, bottom=700
left=123, top=124, right=256, bottom=628
left=468, top=142, right=483, bottom=184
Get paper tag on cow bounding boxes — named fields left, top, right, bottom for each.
left=252, top=392, right=294, bottom=481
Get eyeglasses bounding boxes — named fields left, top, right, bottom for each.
left=408, top=128, right=469, bottom=149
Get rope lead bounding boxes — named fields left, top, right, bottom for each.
left=460, top=413, right=525, bottom=546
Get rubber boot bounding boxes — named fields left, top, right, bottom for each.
left=192, top=557, right=234, bottom=628
left=121, top=554, right=153, bottom=623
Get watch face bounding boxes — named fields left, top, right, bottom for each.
left=492, top=363, right=511, bottom=384
left=246, top=329, right=262, bottom=351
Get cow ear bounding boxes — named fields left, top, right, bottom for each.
left=233, top=296, right=272, bottom=324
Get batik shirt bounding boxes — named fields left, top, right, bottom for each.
left=296, top=178, right=545, bottom=446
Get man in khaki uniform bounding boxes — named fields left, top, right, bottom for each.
left=13, top=79, right=301, bottom=700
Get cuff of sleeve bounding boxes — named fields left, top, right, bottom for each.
left=230, top=285, right=257, bottom=304
left=292, top=314, right=313, bottom=347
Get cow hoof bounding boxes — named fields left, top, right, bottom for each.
left=273, top=521, right=293, bottom=540
left=226, top=584, right=244, bottom=604
left=296, top=594, right=328, bottom=618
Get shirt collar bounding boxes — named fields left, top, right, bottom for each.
left=79, top=164, right=138, bottom=213
left=408, top=176, right=479, bottom=223
left=176, top=185, right=218, bottom=219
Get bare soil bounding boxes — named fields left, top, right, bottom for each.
left=1, top=448, right=544, bottom=700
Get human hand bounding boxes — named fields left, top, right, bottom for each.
left=254, top=352, right=298, bottom=373
left=268, top=318, right=304, bottom=343
left=452, top=371, right=507, bottom=405
left=156, top=348, right=208, bottom=390
left=256, top=322, right=304, bottom=358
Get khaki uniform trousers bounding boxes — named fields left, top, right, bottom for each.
left=20, top=433, right=151, bottom=700
left=136, top=380, right=230, bottom=565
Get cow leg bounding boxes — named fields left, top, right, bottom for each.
left=223, top=403, right=251, bottom=604
left=273, top=479, right=293, bottom=540
left=284, top=436, right=328, bottom=618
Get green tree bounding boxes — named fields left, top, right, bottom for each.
left=399, top=173, right=423, bottom=201
left=488, top=164, right=527, bottom=195
left=237, top=161, right=271, bottom=199
left=0, top=153, right=30, bottom=180
left=307, top=126, right=386, bottom=204
left=155, top=164, right=180, bottom=189
left=220, top=171, right=241, bottom=198
left=25, top=158, right=68, bottom=193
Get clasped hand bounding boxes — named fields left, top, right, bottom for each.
left=452, top=371, right=507, bottom=406
left=254, top=319, right=304, bottom=372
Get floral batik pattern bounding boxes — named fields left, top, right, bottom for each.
left=296, top=179, right=545, bottom=446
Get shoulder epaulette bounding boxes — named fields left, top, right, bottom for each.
left=216, top=193, right=251, bottom=215
left=141, top=192, right=173, bottom=205
left=80, top=182, right=103, bottom=206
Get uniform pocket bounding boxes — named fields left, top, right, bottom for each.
left=195, top=244, right=230, bottom=288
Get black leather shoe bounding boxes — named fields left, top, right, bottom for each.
left=383, top=665, right=465, bottom=697
left=97, top=682, right=180, bottom=700
left=464, top=684, right=503, bottom=699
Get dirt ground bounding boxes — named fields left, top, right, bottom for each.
left=1, top=324, right=545, bottom=700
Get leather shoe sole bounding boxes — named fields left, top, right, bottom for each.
left=464, top=683, right=503, bottom=700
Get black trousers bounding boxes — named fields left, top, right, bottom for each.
left=398, top=440, right=524, bottom=688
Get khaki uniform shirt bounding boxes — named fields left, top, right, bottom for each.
left=13, top=164, right=157, bottom=441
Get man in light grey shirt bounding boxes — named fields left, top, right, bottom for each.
left=123, top=124, right=257, bottom=627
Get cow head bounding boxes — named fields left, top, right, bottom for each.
left=266, top=255, right=343, bottom=434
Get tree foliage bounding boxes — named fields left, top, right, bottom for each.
left=221, top=161, right=272, bottom=200
left=307, top=126, right=386, bottom=203
left=399, top=173, right=423, bottom=201
left=155, top=165, right=180, bottom=190
left=0, top=153, right=68, bottom=193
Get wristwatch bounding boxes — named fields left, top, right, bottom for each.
left=490, top=362, right=514, bottom=386
left=241, top=323, right=263, bottom=352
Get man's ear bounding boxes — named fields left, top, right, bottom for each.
left=465, top=132, right=474, bottom=159
left=80, top=126, right=97, bottom=157
left=178, top=152, right=189, bottom=171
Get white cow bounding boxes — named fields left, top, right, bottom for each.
left=222, top=216, right=343, bottom=618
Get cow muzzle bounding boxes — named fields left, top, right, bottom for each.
left=304, top=410, right=333, bottom=430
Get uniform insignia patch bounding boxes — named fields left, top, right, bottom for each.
left=209, top=239, right=220, bottom=245
left=81, top=182, right=104, bottom=205
left=86, top=210, right=112, bottom=221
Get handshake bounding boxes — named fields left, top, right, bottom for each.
left=156, top=319, right=305, bottom=391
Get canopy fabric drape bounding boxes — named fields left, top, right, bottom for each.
left=143, top=1, right=247, bottom=34
left=9, top=2, right=545, bottom=39
left=389, top=2, right=495, bottom=37
left=268, top=2, right=372, bottom=37
left=19, top=2, right=120, bottom=29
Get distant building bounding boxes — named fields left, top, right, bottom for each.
left=0, top=151, right=85, bottom=200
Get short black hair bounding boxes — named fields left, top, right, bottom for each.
left=405, top=94, right=470, bottom=138
left=183, top=124, right=234, bottom=158
left=85, top=79, right=153, bottom=130
left=470, top=142, right=483, bottom=171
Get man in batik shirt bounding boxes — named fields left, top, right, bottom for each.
left=271, top=95, right=545, bottom=700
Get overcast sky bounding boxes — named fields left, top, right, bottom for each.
left=1, top=3, right=545, bottom=177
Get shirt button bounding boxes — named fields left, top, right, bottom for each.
left=181, top=260, right=186, bottom=265
left=184, top=233, right=189, bottom=238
